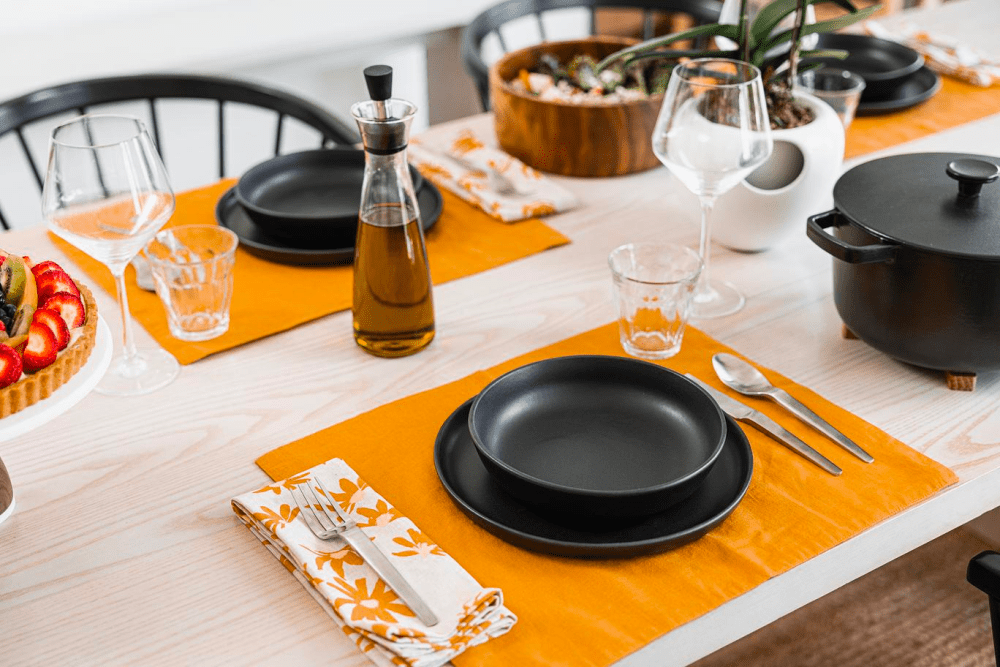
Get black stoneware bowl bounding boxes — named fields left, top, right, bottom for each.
left=235, top=148, right=423, bottom=246
left=808, top=33, right=924, bottom=94
left=467, top=355, right=728, bottom=519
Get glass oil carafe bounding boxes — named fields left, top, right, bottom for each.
left=350, top=65, right=435, bottom=357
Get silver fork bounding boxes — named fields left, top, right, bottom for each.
left=289, top=477, right=439, bottom=626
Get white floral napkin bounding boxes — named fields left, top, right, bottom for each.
left=865, top=21, right=1000, bottom=87
left=231, top=459, right=516, bottom=667
left=409, top=129, right=577, bottom=222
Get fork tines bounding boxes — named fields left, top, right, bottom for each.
left=289, top=480, right=342, bottom=538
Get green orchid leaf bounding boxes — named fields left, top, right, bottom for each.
left=621, top=49, right=733, bottom=66
left=798, top=48, right=850, bottom=59
left=797, top=62, right=826, bottom=75
left=762, top=49, right=847, bottom=77
left=595, top=23, right=742, bottom=72
left=751, top=0, right=864, bottom=48
left=757, top=4, right=881, bottom=57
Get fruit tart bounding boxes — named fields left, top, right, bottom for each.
left=0, top=251, right=98, bottom=418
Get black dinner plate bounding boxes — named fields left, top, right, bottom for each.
left=856, top=66, right=942, bottom=115
left=234, top=148, right=425, bottom=244
left=809, top=33, right=924, bottom=86
left=467, top=356, right=728, bottom=518
left=434, top=399, right=753, bottom=558
left=216, top=181, right=442, bottom=266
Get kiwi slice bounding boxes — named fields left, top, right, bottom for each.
left=0, top=253, right=37, bottom=348
left=1, top=255, right=27, bottom=306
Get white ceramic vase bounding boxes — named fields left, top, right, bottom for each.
left=710, top=92, right=845, bottom=252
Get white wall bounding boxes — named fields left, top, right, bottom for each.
left=0, top=0, right=597, bottom=229
left=0, top=1, right=500, bottom=229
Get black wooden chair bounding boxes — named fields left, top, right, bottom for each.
left=0, top=73, right=359, bottom=230
left=461, top=0, right=724, bottom=110
left=968, top=550, right=1000, bottom=661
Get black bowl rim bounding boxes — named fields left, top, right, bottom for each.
left=812, top=33, right=924, bottom=83
left=236, top=148, right=361, bottom=223
left=235, top=148, right=425, bottom=225
left=467, top=354, right=728, bottom=501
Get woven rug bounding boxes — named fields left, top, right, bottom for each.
left=692, top=527, right=997, bottom=667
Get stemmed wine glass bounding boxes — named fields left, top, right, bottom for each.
left=42, top=115, right=180, bottom=396
left=653, top=59, right=773, bottom=318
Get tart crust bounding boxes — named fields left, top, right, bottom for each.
left=0, top=281, right=98, bottom=418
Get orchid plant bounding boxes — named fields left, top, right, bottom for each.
left=595, top=0, right=881, bottom=128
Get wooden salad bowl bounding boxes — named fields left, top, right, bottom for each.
left=490, top=37, right=663, bottom=178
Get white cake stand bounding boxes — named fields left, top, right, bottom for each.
left=0, top=317, right=113, bottom=526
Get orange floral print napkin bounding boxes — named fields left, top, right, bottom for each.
left=231, top=458, right=516, bottom=667
left=409, top=129, right=577, bottom=222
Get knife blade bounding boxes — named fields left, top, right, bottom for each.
left=685, top=374, right=843, bottom=476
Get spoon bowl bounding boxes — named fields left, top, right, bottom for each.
left=712, top=353, right=777, bottom=396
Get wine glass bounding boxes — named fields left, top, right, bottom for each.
left=42, top=115, right=179, bottom=395
left=653, top=59, right=773, bottom=318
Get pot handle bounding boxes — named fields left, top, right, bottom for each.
left=807, top=210, right=897, bottom=264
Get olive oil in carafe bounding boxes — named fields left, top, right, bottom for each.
left=353, top=203, right=435, bottom=357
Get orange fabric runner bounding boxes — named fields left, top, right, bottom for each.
left=845, top=77, right=1000, bottom=158
left=50, top=181, right=569, bottom=365
left=257, top=322, right=958, bottom=667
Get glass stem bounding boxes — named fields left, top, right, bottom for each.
left=696, top=195, right=717, bottom=298
left=111, top=266, right=140, bottom=370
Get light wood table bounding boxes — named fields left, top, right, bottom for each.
left=3, top=1, right=999, bottom=664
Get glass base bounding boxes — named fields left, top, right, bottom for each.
left=621, top=331, right=683, bottom=360
left=691, top=280, right=746, bottom=319
left=96, top=348, right=179, bottom=396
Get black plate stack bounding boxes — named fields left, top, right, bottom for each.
left=434, top=355, right=754, bottom=558
left=807, top=34, right=941, bottom=115
left=216, top=148, right=442, bottom=266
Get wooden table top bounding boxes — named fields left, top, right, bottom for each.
left=4, top=2, right=1000, bottom=665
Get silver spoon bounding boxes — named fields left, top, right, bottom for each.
left=712, top=353, right=874, bottom=463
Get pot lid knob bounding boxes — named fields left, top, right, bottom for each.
left=946, top=159, right=1000, bottom=199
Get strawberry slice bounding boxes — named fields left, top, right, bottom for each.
left=42, top=293, right=86, bottom=329
left=22, top=323, right=57, bottom=372
left=0, top=343, right=22, bottom=388
left=36, top=270, right=81, bottom=303
left=30, top=261, right=64, bottom=279
left=32, top=307, right=70, bottom=351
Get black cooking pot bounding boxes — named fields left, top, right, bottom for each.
left=807, top=152, right=1000, bottom=373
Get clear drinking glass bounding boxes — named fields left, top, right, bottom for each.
left=145, top=225, right=238, bottom=342
left=609, top=242, right=702, bottom=360
left=796, top=67, right=866, bottom=129
left=42, top=115, right=179, bottom=396
left=653, top=59, right=773, bottom=318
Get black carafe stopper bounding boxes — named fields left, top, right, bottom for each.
left=364, top=65, right=392, bottom=120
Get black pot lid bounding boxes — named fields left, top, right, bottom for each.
left=834, top=152, right=1000, bottom=260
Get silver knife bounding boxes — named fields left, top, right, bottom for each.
left=686, top=374, right=843, bottom=476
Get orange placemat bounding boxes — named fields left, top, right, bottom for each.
left=50, top=181, right=569, bottom=365
left=257, top=322, right=958, bottom=667
left=846, top=76, right=1000, bottom=158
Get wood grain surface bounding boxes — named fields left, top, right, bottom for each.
left=490, top=37, right=663, bottom=177
left=2, top=3, right=999, bottom=665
